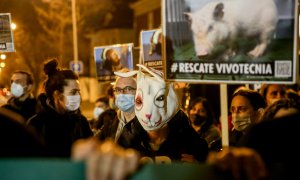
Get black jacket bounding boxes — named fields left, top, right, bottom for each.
left=238, top=112, right=300, bottom=179
left=0, top=107, right=46, bottom=157
left=27, top=96, right=92, bottom=157
left=117, top=110, right=209, bottom=163
left=2, top=96, right=37, bottom=122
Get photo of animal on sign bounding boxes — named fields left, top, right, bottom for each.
left=163, top=0, right=296, bottom=83
left=94, top=43, right=134, bottom=82
left=140, top=29, right=163, bottom=70
left=165, top=0, right=295, bottom=61
left=187, top=0, right=277, bottom=60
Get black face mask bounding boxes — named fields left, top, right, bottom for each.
left=190, top=114, right=207, bottom=126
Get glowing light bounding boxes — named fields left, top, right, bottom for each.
left=0, top=62, right=5, bottom=68
left=0, top=54, right=6, bottom=60
left=11, top=23, right=16, bottom=30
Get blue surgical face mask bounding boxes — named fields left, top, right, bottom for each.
left=115, top=94, right=135, bottom=112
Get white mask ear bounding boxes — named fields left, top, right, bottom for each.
left=137, top=64, right=164, bottom=82
left=114, top=70, right=138, bottom=77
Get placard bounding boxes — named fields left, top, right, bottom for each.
left=94, top=43, right=134, bottom=82
left=140, top=29, right=163, bottom=71
left=0, top=13, right=15, bottom=52
left=163, top=0, right=297, bottom=84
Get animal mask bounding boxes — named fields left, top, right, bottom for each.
left=135, top=64, right=179, bottom=131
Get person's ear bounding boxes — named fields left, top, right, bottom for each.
left=256, top=108, right=265, bottom=122
left=26, top=84, right=33, bottom=92
left=53, top=90, right=66, bottom=113
left=53, top=90, right=64, bottom=100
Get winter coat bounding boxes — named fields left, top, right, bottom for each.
left=27, top=96, right=92, bottom=157
left=117, top=110, right=209, bottom=163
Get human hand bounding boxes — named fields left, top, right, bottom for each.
left=181, top=154, right=198, bottom=163
left=206, top=147, right=267, bottom=180
left=71, top=138, right=140, bottom=180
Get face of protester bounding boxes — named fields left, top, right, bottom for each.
left=265, top=85, right=286, bottom=106
left=230, top=95, right=260, bottom=132
left=10, top=73, right=32, bottom=99
left=95, top=101, right=109, bottom=111
left=114, top=77, right=136, bottom=113
left=189, top=102, right=207, bottom=126
left=54, top=79, right=81, bottom=113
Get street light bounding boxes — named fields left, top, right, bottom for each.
left=72, top=0, right=79, bottom=75
left=0, top=54, right=6, bottom=60
left=11, top=23, right=16, bottom=30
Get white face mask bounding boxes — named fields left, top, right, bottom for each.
left=93, top=107, right=104, bottom=119
left=232, top=114, right=251, bottom=132
left=65, top=95, right=81, bottom=111
left=11, top=82, right=24, bottom=98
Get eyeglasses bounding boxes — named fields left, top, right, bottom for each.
left=113, top=86, right=136, bottom=94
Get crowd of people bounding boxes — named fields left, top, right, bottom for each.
left=0, top=57, right=300, bottom=179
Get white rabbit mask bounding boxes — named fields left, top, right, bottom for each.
left=135, top=64, right=179, bottom=131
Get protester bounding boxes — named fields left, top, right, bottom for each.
left=116, top=65, right=208, bottom=163
left=90, top=96, right=114, bottom=134
left=93, top=96, right=110, bottom=121
left=94, top=109, right=117, bottom=139
left=98, top=69, right=137, bottom=142
left=188, top=97, right=222, bottom=151
left=238, top=111, right=300, bottom=179
left=229, top=89, right=266, bottom=146
left=259, top=98, right=300, bottom=122
left=259, top=84, right=286, bottom=107
left=2, top=70, right=37, bottom=122
left=27, top=58, right=92, bottom=157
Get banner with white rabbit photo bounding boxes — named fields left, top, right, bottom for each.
left=140, top=29, right=163, bottom=71
left=0, top=13, right=15, bottom=52
left=162, top=0, right=297, bottom=84
left=94, top=43, right=134, bottom=82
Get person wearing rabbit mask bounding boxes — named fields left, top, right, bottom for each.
left=117, top=65, right=208, bottom=163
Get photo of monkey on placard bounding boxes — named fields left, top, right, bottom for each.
left=94, top=43, right=134, bottom=81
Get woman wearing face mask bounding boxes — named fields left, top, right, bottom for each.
left=229, top=89, right=266, bottom=146
left=188, top=97, right=222, bottom=151
left=27, top=58, right=93, bottom=157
